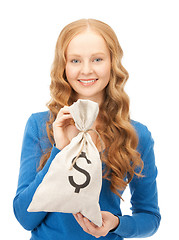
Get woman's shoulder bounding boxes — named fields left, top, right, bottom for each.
left=31, top=110, right=50, bottom=122
left=25, top=110, right=52, bottom=150
left=131, top=119, right=154, bottom=153
left=26, top=110, right=50, bottom=139
left=131, top=119, right=151, bottom=139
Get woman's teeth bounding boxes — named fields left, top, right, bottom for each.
left=78, top=79, right=98, bottom=83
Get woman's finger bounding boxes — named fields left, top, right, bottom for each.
left=73, top=213, right=90, bottom=233
left=83, top=218, right=99, bottom=235
left=58, top=106, right=70, bottom=116
left=53, top=113, right=72, bottom=126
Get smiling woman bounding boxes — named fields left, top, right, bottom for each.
left=65, top=29, right=111, bottom=102
left=13, top=18, right=161, bottom=240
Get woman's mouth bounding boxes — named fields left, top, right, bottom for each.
left=78, top=78, right=98, bottom=86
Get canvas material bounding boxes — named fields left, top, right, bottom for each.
left=28, top=99, right=103, bottom=227
left=69, top=99, right=99, bottom=131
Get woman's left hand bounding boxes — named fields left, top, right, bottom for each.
left=73, top=211, right=119, bottom=238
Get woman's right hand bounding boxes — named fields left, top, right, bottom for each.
left=53, top=106, right=79, bottom=150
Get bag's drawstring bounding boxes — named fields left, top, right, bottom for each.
left=69, top=129, right=104, bottom=170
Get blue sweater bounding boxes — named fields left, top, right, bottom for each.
left=13, top=111, right=161, bottom=239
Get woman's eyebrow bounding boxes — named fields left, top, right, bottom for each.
left=92, top=52, right=106, bottom=55
left=68, top=54, right=81, bottom=57
left=67, top=52, right=106, bottom=57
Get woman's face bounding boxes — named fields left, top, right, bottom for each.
left=65, top=29, right=111, bottom=104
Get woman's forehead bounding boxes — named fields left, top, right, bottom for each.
left=66, top=30, right=109, bottom=56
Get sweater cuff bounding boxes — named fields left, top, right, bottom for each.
left=109, top=215, right=120, bottom=233
left=45, top=144, right=61, bottom=168
left=111, top=215, right=136, bottom=238
left=50, top=144, right=61, bottom=159
left=38, top=145, right=61, bottom=178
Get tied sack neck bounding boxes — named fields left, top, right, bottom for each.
left=68, top=99, right=104, bottom=170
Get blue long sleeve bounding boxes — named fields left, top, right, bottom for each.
left=112, top=123, right=161, bottom=238
left=13, top=112, right=161, bottom=239
left=13, top=114, right=60, bottom=230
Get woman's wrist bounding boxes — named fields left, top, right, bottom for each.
left=55, top=140, right=70, bottom=151
left=110, top=215, right=120, bottom=232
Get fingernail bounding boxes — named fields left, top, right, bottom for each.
left=84, top=218, right=88, bottom=223
left=77, top=213, right=81, bottom=218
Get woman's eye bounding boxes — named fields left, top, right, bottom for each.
left=93, top=58, right=103, bottom=62
left=71, top=59, right=80, bottom=63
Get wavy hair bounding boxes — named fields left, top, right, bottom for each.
left=38, top=19, right=144, bottom=198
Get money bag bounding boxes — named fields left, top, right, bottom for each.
left=28, top=99, right=103, bottom=227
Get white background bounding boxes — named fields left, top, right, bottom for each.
left=1, top=0, right=178, bottom=239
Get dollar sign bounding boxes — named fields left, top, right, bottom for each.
left=68, top=152, right=92, bottom=193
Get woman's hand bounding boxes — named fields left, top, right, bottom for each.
left=73, top=211, right=119, bottom=238
left=53, top=106, right=79, bottom=150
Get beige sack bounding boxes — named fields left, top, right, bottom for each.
left=28, top=99, right=103, bottom=227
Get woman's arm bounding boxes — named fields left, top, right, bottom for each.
left=112, top=125, right=161, bottom=238
left=13, top=114, right=60, bottom=230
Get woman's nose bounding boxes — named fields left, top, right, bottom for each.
left=81, top=62, right=93, bottom=75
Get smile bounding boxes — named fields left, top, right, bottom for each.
left=78, top=78, right=98, bottom=83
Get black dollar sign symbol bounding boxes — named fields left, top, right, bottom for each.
left=68, top=152, right=92, bottom=193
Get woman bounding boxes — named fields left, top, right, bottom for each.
left=13, top=19, right=161, bottom=239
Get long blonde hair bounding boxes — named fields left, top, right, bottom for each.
left=39, top=19, right=143, bottom=198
